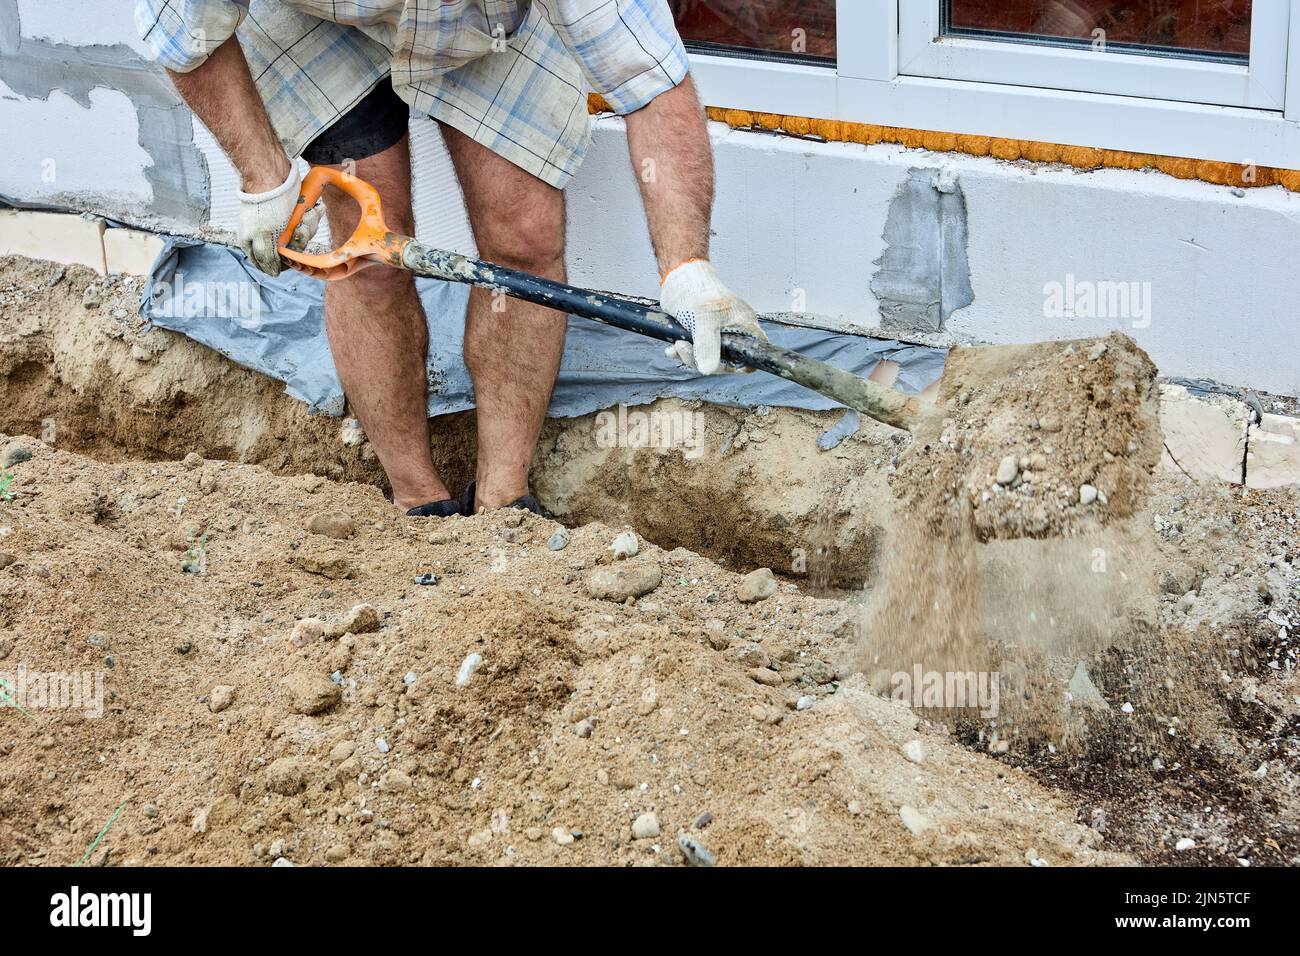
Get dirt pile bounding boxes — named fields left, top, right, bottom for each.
left=0, top=253, right=1296, bottom=866
left=0, top=438, right=1118, bottom=866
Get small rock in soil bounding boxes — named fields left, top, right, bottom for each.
left=288, top=617, right=326, bottom=650
left=586, top=563, right=662, bottom=602
left=610, top=531, right=639, bottom=560
left=283, top=672, right=342, bottom=715
left=330, top=603, right=380, bottom=637
left=306, top=511, right=355, bottom=540
left=208, top=685, right=235, bottom=713
left=632, top=811, right=661, bottom=840
left=547, top=528, right=570, bottom=551
left=265, top=757, right=308, bottom=795
left=899, top=805, right=932, bottom=836
left=455, top=652, right=483, bottom=687
left=737, top=568, right=778, bottom=603
left=677, top=835, right=717, bottom=867
left=996, top=455, right=1019, bottom=486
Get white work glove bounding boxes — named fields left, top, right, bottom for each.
left=659, top=259, right=767, bottom=376
left=236, top=162, right=322, bottom=277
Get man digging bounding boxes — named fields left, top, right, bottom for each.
left=135, top=0, right=765, bottom=517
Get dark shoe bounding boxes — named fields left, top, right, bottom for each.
left=405, top=498, right=463, bottom=518
left=459, top=480, right=544, bottom=517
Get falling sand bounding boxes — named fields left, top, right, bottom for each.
left=858, top=333, right=1165, bottom=746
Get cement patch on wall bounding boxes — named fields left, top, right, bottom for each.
left=0, top=0, right=208, bottom=228
left=870, top=165, right=974, bottom=333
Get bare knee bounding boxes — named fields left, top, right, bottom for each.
left=475, top=207, right=565, bottom=274
left=328, top=263, right=418, bottom=311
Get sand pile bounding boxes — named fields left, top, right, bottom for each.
left=0, top=254, right=1296, bottom=866
left=0, top=438, right=1119, bottom=866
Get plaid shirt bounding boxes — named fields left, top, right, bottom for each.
left=135, top=0, right=689, bottom=169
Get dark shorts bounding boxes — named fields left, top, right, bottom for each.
left=301, top=79, right=410, bottom=165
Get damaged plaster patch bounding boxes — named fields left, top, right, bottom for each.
left=871, top=165, right=974, bottom=333
left=0, top=0, right=209, bottom=226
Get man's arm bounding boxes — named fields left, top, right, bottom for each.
left=150, top=24, right=318, bottom=275
left=165, top=35, right=291, bottom=194
left=622, top=75, right=712, bottom=277
left=623, top=76, right=767, bottom=375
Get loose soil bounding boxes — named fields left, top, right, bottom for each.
left=0, top=256, right=1296, bottom=867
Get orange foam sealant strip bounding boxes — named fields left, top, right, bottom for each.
left=588, top=93, right=1300, bottom=192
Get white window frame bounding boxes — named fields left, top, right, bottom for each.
left=899, top=0, right=1289, bottom=110
left=684, top=0, right=1300, bottom=170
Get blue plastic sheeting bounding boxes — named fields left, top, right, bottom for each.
left=140, top=238, right=947, bottom=419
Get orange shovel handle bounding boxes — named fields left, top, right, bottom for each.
left=276, top=166, right=412, bottom=281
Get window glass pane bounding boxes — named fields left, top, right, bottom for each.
left=944, top=1, right=1252, bottom=60
left=670, top=1, right=836, bottom=62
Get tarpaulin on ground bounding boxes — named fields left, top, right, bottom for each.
left=140, top=238, right=947, bottom=419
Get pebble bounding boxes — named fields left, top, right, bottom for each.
left=208, top=685, right=236, bottom=713
left=1, top=446, right=32, bottom=468
left=574, top=718, right=596, bottom=738
left=403, top=671, right=417, bottom=686
left=271, top=857, right=296, bottom=867
left=1079, top=484, right=1099, bottom=506
left=695, top=812, right=713, bottom=830
left=1175, top=837, right=1197, bottom=852
left=1087, top=341, right=1109, bottom=362
left=803, top=660, right=836, bottom=685
left=899, top=805, right=932, bottom=836
left=610, top=531, right=640, bottom=559
left=379, top=770, right=412, bottom=792
left=283, top=672, right=342, bottom=715
left=677, top=835, right=716, bottom=867
left=328, top=740, right=356, bottom=762
left=175, top=641, right=192, bottom=655
left=552, top=827, right=575, bottom=846
left=0, top=552, right=15, bottom=571
left=586, top=563, right=662, bottom=602
left=737, top=567, right=778, bottom=603
left=265, top=757, right=307, bottom=795
left=332, top=603, right=380, bottom=636
left=306, top=511, right=355, bottom=540
left=728, top=642, right=769, bottom=669
left=795, top=695, right=815, bottom=711
left=375, top=737, right=391, bottom=754
left=339, top=419, right=365, bottom=446
left=631, top=811, right=661, bottom=840
left=547, top=528, right=570, bottom=551
left=288, top=617, right=326, bottom=650
left=413, top=573, right=438, bottom=586
left=996, top=456, right=1019, bottom=486
left=325, top=845, right=349, bottom=863
left=455, top=653, right=483, bottom=687
left=902, top=740, right=928, bottom=764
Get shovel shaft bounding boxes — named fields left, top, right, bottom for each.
left=401, top=241, right=929, bottom=432
left=277, top=168, right=930, bottom=433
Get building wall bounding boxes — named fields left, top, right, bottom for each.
left=1, top=0, right=1296, bottom=396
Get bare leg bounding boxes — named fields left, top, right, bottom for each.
left=320, top=135, right=450, bottom=510
left=439, top=124, right=568, bottom=510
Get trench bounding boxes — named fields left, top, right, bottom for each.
left=0, top=256, right=892, bottom=592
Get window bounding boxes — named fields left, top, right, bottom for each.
left=945, top=1, right=1254, bottom=60
left=672, top=1, right=837, bottom=63
left=676, top=1, right=1300, bottom=170
left=899, top=0, right=1287, bottom=108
